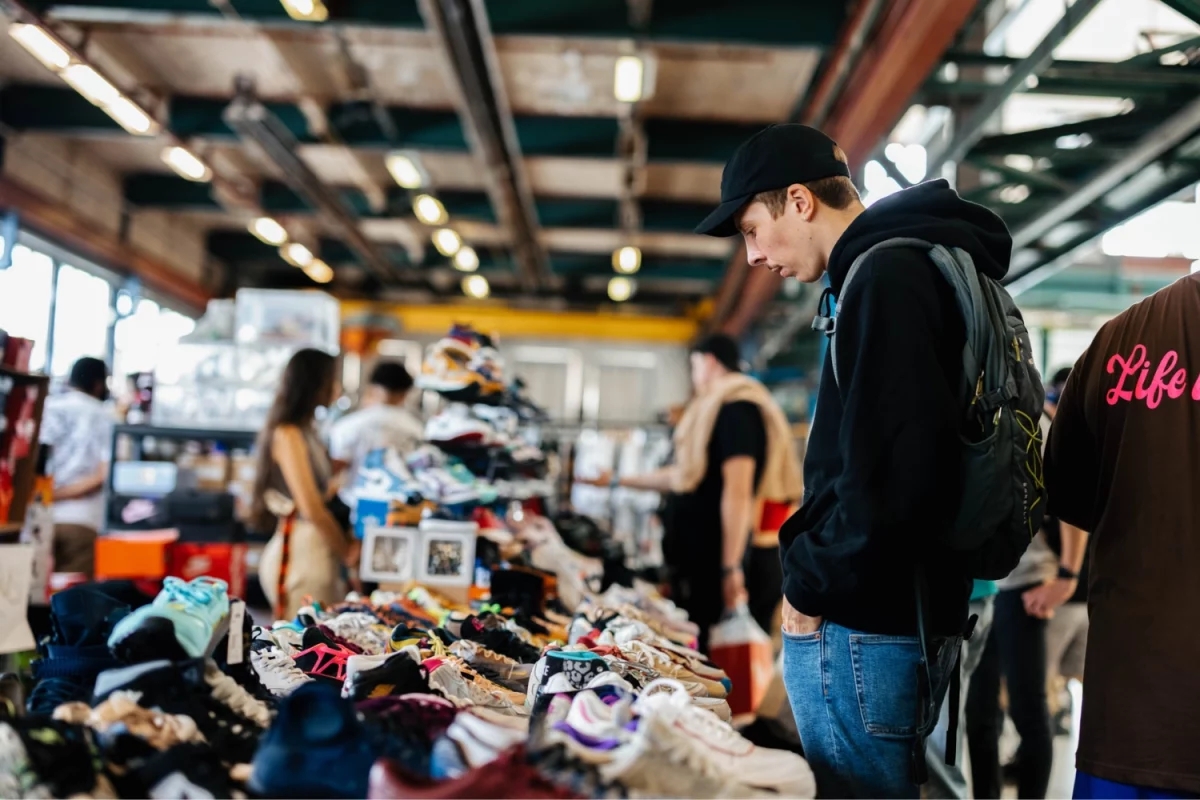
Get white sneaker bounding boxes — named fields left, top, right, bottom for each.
left=252, top=644, right=313, bottom=697
left=446, top=708, right=528, bottom=768
left=322, top=613, right=390, bottom=655
left=427, top=662, right=529, bottom=717
left=541, top=690, right=636, bottom=766
left=609, top=640, right=728, bottom=698
left=263, top=626, right=303, bottom=656
left=633, top=679, right=816, bottom=798
left=204, top=662, right=273, bottom=727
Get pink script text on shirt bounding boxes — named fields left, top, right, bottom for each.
left=1106, top=344, right=1200, bottom=409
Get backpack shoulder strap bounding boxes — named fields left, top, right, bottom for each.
left=820, top=237, right=934, bottom=389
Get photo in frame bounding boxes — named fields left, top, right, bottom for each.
left=359, top=526, right=418, bottom=584
left=416, top=527, right=477, bottom=587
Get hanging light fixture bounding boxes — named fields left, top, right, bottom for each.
left=279, top=0, right=328, bottom=22
left=462, top=274, right=490, bottom=299
left=161, top=146, right=212, bottom=182
left=280, top=242, right=314, bottom=268
left=453, top=246, right=479, bottom=272
left=248, top=217, right=288, bottom=246
left=613, top=55, right=645, bottom=103
left=608, top=276, right=635, bottom=303
left=413, top=194, right=448, bottom=226
left=385, top=151, right=425, bottom=189
left=8, top=23, right=70, bottom=71
left=612, top=245, right=641, bottom=275
left=304, top=259, right=334, bottom=284
left=432, top=228, right=462, bottom=257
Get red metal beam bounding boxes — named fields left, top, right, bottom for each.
left=0, top=177, right=212, bottom=312
left=719, top=0, right=978, bottom=337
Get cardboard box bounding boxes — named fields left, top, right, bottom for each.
left=169, top=542, right=248, bottom=599
left=95, top=529, right=179, bottom=580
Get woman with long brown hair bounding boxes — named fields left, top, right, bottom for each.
left=252, top=348, right=359, bottom=618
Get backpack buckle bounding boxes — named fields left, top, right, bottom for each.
left=811, top=314, right=835, bottom=334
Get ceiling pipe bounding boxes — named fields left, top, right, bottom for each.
left=925, top=0, right=1104, bottom=178
left=223, top=83, right=401, bottom=285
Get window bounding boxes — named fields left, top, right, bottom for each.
left=111, top=299, right=196, bottom=383
left=0, top=244, right=54, bottom=371
left=50, top=263, right=112, bottom=377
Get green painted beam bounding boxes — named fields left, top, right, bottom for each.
left=1157, top=0, right=1200, bottom=26
left=641, top=199, right=712, bottom=233
left=548, top=251, right=725, bottom=280
left=514, top=116, right=618, bottom=158
left=535, top=198, right=619, bottom=229
left=646, top=119, right=764, bottom=162
left=31, top=0, right=423, bottom=25
left=0, top=85, right=120, bottom=134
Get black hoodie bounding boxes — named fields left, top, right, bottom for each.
left=779, top=180, right=1012, bottom=636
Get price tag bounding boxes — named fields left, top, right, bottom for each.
left=226, top=599, right=246, bottom=665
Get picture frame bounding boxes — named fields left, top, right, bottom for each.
left=416, top=525, right=477, bottom=587
left=360, top=526, right=418, bottom=584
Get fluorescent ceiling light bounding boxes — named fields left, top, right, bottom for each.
left=462, top=274, right=490, bottom=299
left=453, top=246, right=479, bottom=272
left=611, top=245, right=641, bottom=275
left=161, top=145, right=211, bottom=182
left=281, top=242, right=314, bottom=268
left=9, top=23, right=70, bottom=71
left=608, top=276, right=635, bottom=303
left=280, top=0, right=328, bottom=22
left=613, top=55, right=645, bottom=103
left=304, top=259, right=334, bottom=284
left=105, top=96, right=157, bottom=136
left=249, top=217, right=288, bottom=246
left=432, top=228, right=462, bottom=257
left=61, top=63, right=120, bottom=107
left=385, top=151, right=424, bottom=189
left=413, top=194, right=447, bottom=225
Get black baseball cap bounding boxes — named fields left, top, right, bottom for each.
left=691, top=334, right=742, bottom=373
left=695, top=124, right=852, bottom=238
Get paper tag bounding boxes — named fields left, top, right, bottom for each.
left=226, top=600, right=245, bottom=665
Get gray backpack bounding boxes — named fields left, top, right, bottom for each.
left=816, top=237, right=1047, bottom=580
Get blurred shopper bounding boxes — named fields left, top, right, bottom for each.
left=38, top=357, right=113, bottom=577
left=1045, top=273, right=1200, bottom=798
left=252, top=348, right=359, bottom=619
left=695, top=124, right=1014, bottom=797
left=967, top=367, right=1087, bottom=800
left=328, top=360, right=423, bottom=507
left=599, top=334, right=802, bottom=651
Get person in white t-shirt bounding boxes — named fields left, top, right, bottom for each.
left=38, top=357, right=114, bottom=576
left=329, top=361, right=423, bottom=506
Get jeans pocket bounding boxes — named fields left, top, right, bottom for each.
left=781, top=621, right=824, bottom=641
left=849, top=634, right=921, bottom=739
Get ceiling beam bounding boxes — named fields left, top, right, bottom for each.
left=419, top=0, right=548, bottom=292
left=925, top=0, right=1104, bottom=177
left=40, top=1, right=424, bottom=27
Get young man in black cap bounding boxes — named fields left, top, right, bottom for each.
left=596, top=334, right=801, bottom=651
left=697, top=124, right=1011, bottom=797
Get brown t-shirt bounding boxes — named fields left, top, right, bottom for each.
left=1045, top=273, right=1200, bottom=793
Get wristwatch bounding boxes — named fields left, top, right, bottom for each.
left=1057, top=565, right=1079, bottom=581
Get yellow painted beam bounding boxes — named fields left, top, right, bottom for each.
left=341, top=302, right=698, bottom=344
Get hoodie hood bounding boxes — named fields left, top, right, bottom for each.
left=827, top=179, right=1012, bottom=294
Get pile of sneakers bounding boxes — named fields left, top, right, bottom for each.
left=415, top=324, right=506, bottom=405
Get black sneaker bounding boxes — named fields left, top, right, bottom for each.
left=27, top=584, right=132, bottom=715
left=344, top=651, right=431, bottom=702
left=116, top=742, right=235, bottom=798
left=4, top=717, right=111, bottom=798
left=93, top=659, right=266, bottom=765
left=213, top=604, right=278, bottom=709
left=460, top=616, right=541, bottom=664
left=0, top=673, right=23, bottom=721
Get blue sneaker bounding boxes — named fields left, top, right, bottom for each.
left=27, top=584, right=132, bottom=715
left=249, top=683, right=377, bottom=798
left=108, top=577, right=230, bottom=663
left=352, top=449, right=422, bottom=501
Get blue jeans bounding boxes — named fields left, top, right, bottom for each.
left=1074, top=772, right=1197, bottom=799
left=783, top=620, right=923, bottom=798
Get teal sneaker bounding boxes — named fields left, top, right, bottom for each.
left=108, top=577, right=230, bottom=663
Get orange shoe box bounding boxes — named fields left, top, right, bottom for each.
left=94, top=529, right=180, bottom=580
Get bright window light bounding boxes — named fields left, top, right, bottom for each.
left=1102, top=200, right=1200, bottom=259
left=462, top=274, right=490, bottom=299
left=280, top=0, right=328, bottom=22
left=385, top=151, right=424, bottom=189
left=105, top=96, right=157, bottom=136
left=9, top=23, right=70, bottom=71
left=613, top=55, right=645, bottom=103
left=304, top=259, right=334, bottom=284
left=883, top=143, right=927, bottom=183
left=432, top=228, right=462, bottom=257
left=249, top=217, right=288, bottom=246
left=862, top=160, right=902, bottom=207
left=61, top=63, right=120, bottom=106
left=1056, top=133, right=1093, bottom=150
left=161, top=145, right=211, bottom=182
left=612, top=245, right=641, bottom=275
left=413, top=194, right=447, bottom=225
left=608, top=276, right=635, bottom=303
left=998, top=184, right=1031, bottom=204
left=281, top=242, right=314, bottom=268
left=453, top=246, right=479, bottom=272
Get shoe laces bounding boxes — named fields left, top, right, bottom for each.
left=636, top=679, right=743, bottom=750
left=160, top=577, right=224, bottom=609
left=293, top=643, right=353, bottom=683
left=252, top=647, right=311, bottom=692
left=205, top=665, right=272, bottom=728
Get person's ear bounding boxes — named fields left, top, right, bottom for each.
left=786, top=184, right=817, bottom=222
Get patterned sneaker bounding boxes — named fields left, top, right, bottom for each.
left=252, top=642, right=313, bottom=696
left=292, top=627, right=358, bottom=686
left=322, top=613, right=392, bottom=655
left=526, top=650, right=612, bottom=709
